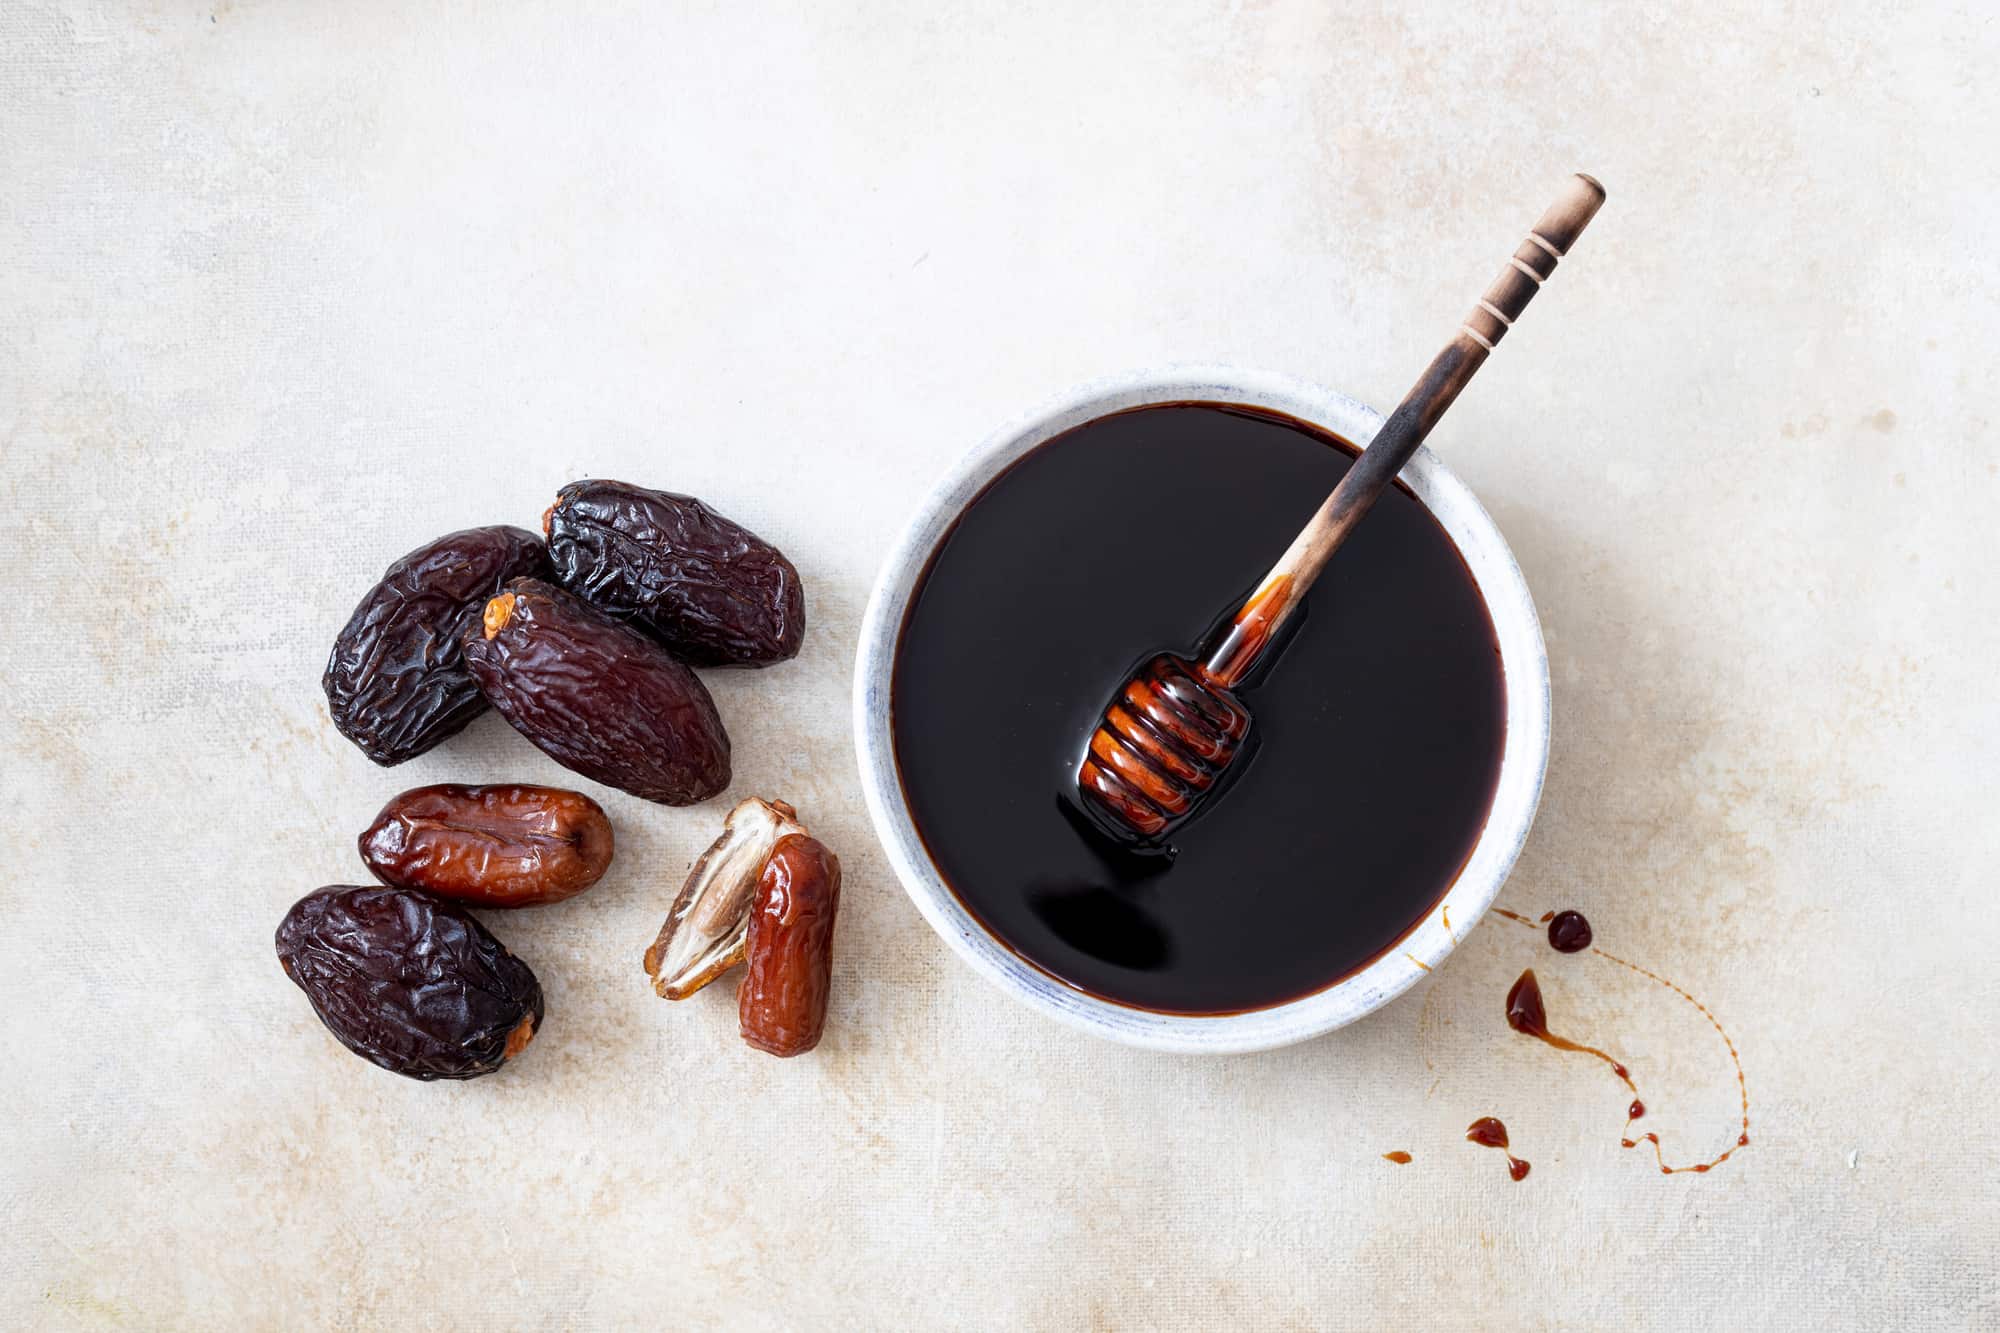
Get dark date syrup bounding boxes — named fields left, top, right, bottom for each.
left=1490, top=908, right=1751, bottom=1175
left=892, top=404, right=1507, bottom=1013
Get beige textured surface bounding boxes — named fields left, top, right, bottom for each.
left=5, top=2, right=1997, bottom=1328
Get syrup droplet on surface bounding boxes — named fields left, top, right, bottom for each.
left=1382, top=1150, right=1413, bottom=1164
left=1548, top=909, right=1593, bottom=953
left=1465, top=1117, right=1529, bottom=1182
left=1505, top=970, right=1637, bottom=1093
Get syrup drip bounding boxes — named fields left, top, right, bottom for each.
left=1492, top=908, right=1752, bottom=1175
left=1382, top=1151, right=1413, bottom=1164
left=1505, top=970, right=1636, bottom=1089
left=1464, top=1117, right=1530, bottom=1181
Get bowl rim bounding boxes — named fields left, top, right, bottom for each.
left=852, top=363, right=1550, bottom=1053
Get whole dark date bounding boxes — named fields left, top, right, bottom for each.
left=275, top=885, right=544, bottom=1080
left=739, top=833, right=841, bottom=1057
left=360, top=783, right=615, bottom=907
left=323, top=526, right=552, bottom=765
left=544, top=479, right=805, bottom=668
left=463, top=578, right=731, bottom=805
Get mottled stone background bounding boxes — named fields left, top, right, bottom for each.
left=4, top=2, right=1995, bottom=1328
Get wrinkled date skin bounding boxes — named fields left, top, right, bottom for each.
left=463, top=578, right=731, bottom=805
left=739, top=834, right=841, bottom=1057
left=360, top=783, right=615, bottom=908
left=275, top=885, right=544, bottom=1080
left=323, top=526, right=552, bottom=765
left=544, top=479, right=805, bottom=668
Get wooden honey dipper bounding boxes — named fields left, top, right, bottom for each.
left=1075, top=173, right=1606, bottom=847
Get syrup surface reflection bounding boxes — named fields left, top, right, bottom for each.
left=892, top=404, right=1507, bottom=1013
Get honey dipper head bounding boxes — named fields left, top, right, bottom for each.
left=1075, top=653, right=1252, bottom=845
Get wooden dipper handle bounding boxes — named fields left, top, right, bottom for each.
left=1202, top=173, right=1605, bottom=687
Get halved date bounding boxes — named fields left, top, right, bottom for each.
left=463, top=578, right=731, bottom=805
left=544, top=479, right=805, bottom=667
left=360, top=783, right=614, bottom=908
left=739, top=833, right=841, bottom=1057
left=275, top=885, right=544, bottom=1080
left=323, top=526, right=552, bottom=765
left=644, top=796, right=806, bottom=999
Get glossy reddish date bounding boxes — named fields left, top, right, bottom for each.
left=544, top=479, right=805, bottom=668
left=276, top=885, right=544, bottom=1081
left=463, top=578, right=731, bottom=805
left=738, top=834, right=841, bottom=1057
left=360, top=783, right=614, bottom=908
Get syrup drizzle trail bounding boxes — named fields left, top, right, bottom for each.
left=1465, top=1117, right=1530, bottom=1181
left=1492, top=907, right=1752, bottom=1175
left=1593, top=946, right=1752, bottom=1175
left=1382, top=1150, right=1413, bottom=1164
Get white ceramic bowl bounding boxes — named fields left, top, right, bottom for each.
left=853, top=365, right=1550, bottom=1053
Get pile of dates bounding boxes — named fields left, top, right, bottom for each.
left=320, top=479, right=804, bottom=791
left=279, top=481, right=838, bottom=1081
